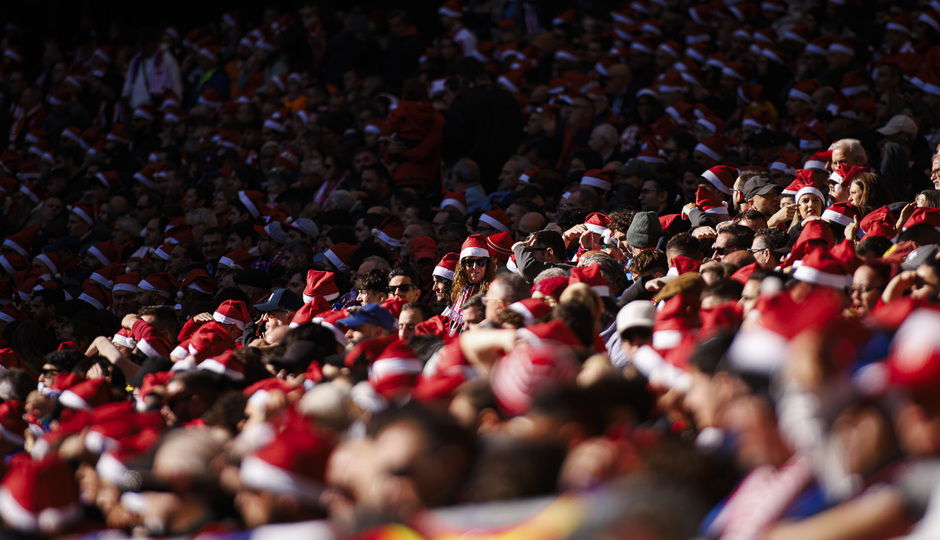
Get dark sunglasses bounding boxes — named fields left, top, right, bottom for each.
left=712, top=246, right=738, bottom=257
left=389, top=284, right=415, bottom=293
left=464, top=258, right=489, bottom=267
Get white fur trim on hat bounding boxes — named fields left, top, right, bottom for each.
left=240, top=455, right=325, bottom=503
left=460, top=247, right=490, bottom=259
left=695, top=143, right=721, bottom=162
left=0, top=488, right=80, bottom=535
left=701, top=169, right=731, bottom=194
left=793, top=264, right=851, bottom=289
left=441, top=198, right=467, bottom=214
left=197, top=358, right=244, bottom=380
left=805, top=159, right=827, bottom=170
left=213, top=311, right=246, bottom=330
left=652, top=329, right=683, bottom=351
left=370, top=358, right=423, bottom=381
left=324, top=250, right=348, bottom=273
left=433, top=266, right=455, bottom=280
left=478, top=214, right=509, bottom=233
left=78, top=292, right=106, bottom=310
left=828, top=42, right=854, bottom=56
left=580, top=175, right=611, bottom=191
left=822, top=209, right=853, bottom=227
left=788, top=88, right=811, bottom=102
left=371, top=228, right=402, bottom=248
left=795, top=186, right=825, bottom=204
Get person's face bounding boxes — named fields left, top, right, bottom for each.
left=497, top=161, right=518, bottom=191
left=432, top=212, right=450, bottom=238
left=201, top=233, right=224, bottom=261
left=67, top=213, right=90, bottom=238
left=161, top=379, right=197, bottom=427
left=361, top=170, right=383, bottom=197
left=639, top=180, right=663, bottom=212
left=388, top=275, right=419, bottom=303
left=712, top=233, right=739, bottom=263
left=750, top=190, right=780, bottom=217
left=461, top=305, right=483, bottom=332
left=850, top=265, right=885, bottom=316
left=432, top=277, right=450, bottom=302
left=798, top=194, right=822, bottom=219
left=398, top=308, right=422, bottom=341
left=931, top=157, right=940, bottom=190
left=401, top=225, right=422, bottom=255
left=26, top=296, right=52, bottom=322
left=354, top=152, right=377, bottom=173
left=354, top=219, right=372, bottom=243
left=111, top=290, right=138, bottom=319
left=911, top=264, right=940, bottom=302
left=143, top=217, right=162, bottom=246
left=42, top=198, right=64, bottom=223
left=848, top=182, right=864, bottom=207
left=785, top=96, right=806, bottom=118
left=483, top=294, right=505, bottom=322
left=167, top=245, right=189, bottom=274
left=364, top=421, right=450, bottom=511
left=684, top=368, right=721, bottom=430
left=356, top=289, right=385, bottom=306
left=286, top=272, right=306, bottom=297
left=345, top=323, right=376, bottom=344
left=739, top=279, right=761, bottom=314
left=463, top=257, right=488, bottom=284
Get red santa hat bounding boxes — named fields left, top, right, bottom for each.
left=197, top=350, right=245, bottom=380
left=828, top=163, right=866, bottom=186
left=87, top=241, right=120, bottom=266
left=792, top=247, right=852, bottom=289
left=583, top=212, right=612, bottom=235
left=789, top=79, right=821, bottom=102
left=240, top=423, right=333, bottom=503
left=178, top=268, right=214, bottom=296
left=438, top=0, right=463, bottom=18
left=793, top=174, right=826, bottom=204
left=237, top=190, right=267, bottom=219
left=0, top=453, right=81, bottom=535
left=369, top=339, right=424, bottom=398
left=860, top=206, right=897, bottom=239
left=111, top=328, right=138, bottom=350
left=186, top=322, right=236, bottom=362
left=324, top=243, right=357, bottom=274
left=58, top=379, right=113, bottom=411
left=569, top=264, right=610, bottom=296
left=213, top=300, right=251, bottom=330
left=580, top=169, right=614, bottom=191
left=3, top=225, right=39, bottom=257
left=289, top=298, right=332, bottom=328
left=479, top=207, right=513, bottom=234
left=821, top=202, right=858, bottom=227
left=490, top=342, right=579, bottom=416
left=695, top=186, right=729, bottom=216
left=137, top=272, right=178, bottom=299
left=78, top=282, right=110, bottom=311
left=441, top=191, right=468, bottom=214
left=902, top=207, right=940, bottom=233
left=888, top=308, right=940, bottom=390
left=303, top=270, right=340, bottom=303
left=69, top=202, right=97, bottom=226
left=0, top=401, right=26, bottom=445
left=485, top=232, right=514, bottom=262
left=217, top=248, right=255, bottom=271
left=700, top=164, right=737, bottom=195
left=460, top=234, right=490, bottom=260
left=88, top=263, right=122, bottom=289
left=371, top=215, right=405, bottom=248
left=434, top=252, right=459, bottom=281
left=508, top=298, right=553, bottom=326
left=804, top=151, right=832, bottom=171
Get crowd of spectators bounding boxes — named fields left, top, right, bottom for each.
left=4, top=0, right=940, bottom=538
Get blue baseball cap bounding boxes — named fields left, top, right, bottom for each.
left=337, top=303, right=398, bottom=332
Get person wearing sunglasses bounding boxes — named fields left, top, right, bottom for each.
left=388, top=266, right=421, bottom=304
left=444, top=235, right=495, bottom=336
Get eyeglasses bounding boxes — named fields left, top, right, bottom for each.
left=464, top=258, right=489, bottom=267
left=746, top=247, right=768, bottom=253
left=389, top=284, right=414, bottom=293
left=712, top=246, right=738, bottom=257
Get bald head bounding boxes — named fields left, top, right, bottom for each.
left=589, top=123, right=619, bottom=156
left=518, top=212, right=547, bottom=237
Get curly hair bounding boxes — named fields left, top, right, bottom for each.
left=450, top=256, right=496, bottom=303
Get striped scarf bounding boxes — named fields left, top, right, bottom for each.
left=444, top=283, right=480, bottom=336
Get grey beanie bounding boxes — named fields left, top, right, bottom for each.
left=626, top=211, right=663, bottom=249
